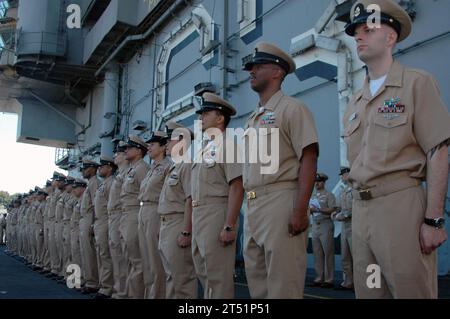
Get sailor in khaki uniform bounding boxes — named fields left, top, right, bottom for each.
left=47, top=173, right=65, bottom=278
left=343, top=0, right=450, bottom=298
left=79, top=159, right=100, bottom=294
left=332, top=167, right=353, bottom=290
left=92, top=156, right=117, bottom=299
left=309, top=173, right=336, bottom=288
left=120, top=136, right=150, bottom=299
left=243, top=42, right=319, bottom=298
left=191, top=93, right=244, bottom=299
left=71, top=178, right=87, bottom=288
left=40, top=180, right=53, bottom=274
left=54, top=177, right=70, bottom=278
left=55, top=176, right=74, bottom=280
left=107, top=141, right=129, bottom=299
left=62, top=177, right=77, bottom=281
left=138, top=131, right=171, bottom=299
left=158, top=121, right=197, bottom=299
left=34, top=188, right=47, bottom=271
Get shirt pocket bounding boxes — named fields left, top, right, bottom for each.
left=123, top=176, right=136, bottom=193
left=167, top=173, right=180, bottom=186
left=343, top=117, right=361, bottom=162
left=372, top=114, right=409, bottom=151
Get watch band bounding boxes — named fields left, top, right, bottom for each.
left=424, top=217, right=445, bottom=229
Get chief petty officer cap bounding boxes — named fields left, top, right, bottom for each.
left=165, top=121, right=194, bottom=141
left=114, top=141, right=127, bottom=153
left=35, top=187, right=48, bottom=196
left=64, top=176, right=75, bottom=186
left=73, top=178, right=87, bottom=188
left=195, top=92, right=237, bottom=117
left=243, top=42, right=296, bottom=74
left=54, top=172, right=67, bottom=182
left=126, top=135, right=148, bottom=152
left=81, top=158, right=99, bottom=170
left=315, top=173, right=329, bottom=182
left=51, top=171, right=65, bottom=181
left=345, top=0, right=412, bottom=42
left=145, top=131, right=169, bottom=144
left=339, top=167, right=351, bottom=176
left=98, top=155, right=117, bottom=167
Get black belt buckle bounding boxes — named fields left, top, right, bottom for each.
left=359, top=188, right=372, bottom=200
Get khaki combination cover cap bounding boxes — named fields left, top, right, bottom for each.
left=145, top=131, right=169, bottom=143
left=195, top=92, right=237, bottom=116
left=244, top=42, right=296, bottom=74
left=316, top=173, right=329, bottom=182
left=165, top=121, right=194, bottom=140
left=345, top=0, right=412, bottom=42
left=126, top=135, right=148, bottom=151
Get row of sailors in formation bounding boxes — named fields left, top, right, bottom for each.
left=3, top=131, right=354, bottom=300
left=4, top=39, right=353, bottom=298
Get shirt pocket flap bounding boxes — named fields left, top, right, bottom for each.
left=343, top=118, right=361, bottom=137
left=374, top=115, right=408, bottom=128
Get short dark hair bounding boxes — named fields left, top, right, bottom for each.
left=214, top=110, right=231, bottom=128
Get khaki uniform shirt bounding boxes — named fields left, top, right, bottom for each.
left=94, top=175, right=113, bottom=221
left=343, top=60, right=450, bottom=188
left=192, top=138, right=242, bottom=205
left=36, top=201, right=46, bottom=231
left=120, top=159, right=150, bottom=210
left=55, top=192, right=68, bottom=222
left=80, top=176, right=100, bottom=224
left=63, top=194, right=77, bottom=222
left=243, top=90, right=319, bottom=190
left=107, top=167, right=128, bottom=213
left=311, top=189, right=336, bottom=222
left=158, top=162, right=191, bottom=214
left=70, top=198, right=82, bottom=232
left=48, top=189, right=61, bottom=220
left=138, top=157, right=172, bottom=204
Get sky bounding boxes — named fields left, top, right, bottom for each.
left=0, top=112, right=64, bottom=195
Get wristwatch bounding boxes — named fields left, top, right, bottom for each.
left=223, top=225, right=235, bottom=232
left=424, top=217, right=445, bottom=229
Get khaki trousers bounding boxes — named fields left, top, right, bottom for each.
left=79, top=214, right=99, bottom=288
left=35, top=226, right=44, bottom=267
left=94, top=218, right=114, bottom=296
left=138, top=203, right=166, bottom=299
left=70, top=225, right=85, bottom=285
left=353, top=185, right=437, bottom=298
left=341, top=220, right=353, bottom=287
left=55, top=221, right=64, bottom=275
left=159, top=213, right=197, bottom=299
left=120, top=209, right=144, bottom=299
left=244, top=188, right=308, bottom=298
left=62, top=221, right=71, bottom=277
left=192, top=203, right=236, bottom=299
left=48, top=220, right=59, bottom=274
left=311, top=218, right=335, bottom=283
left=43, top=221, right=51, bottom=270
left=109, top=210, right=127, bottom=299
